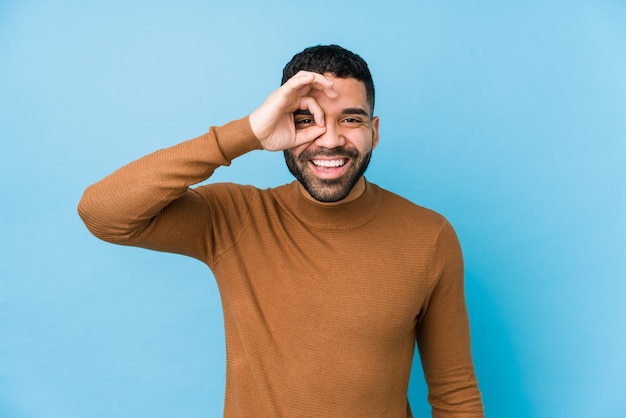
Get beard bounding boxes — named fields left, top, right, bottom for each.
left=284, top=146, right=372, bottom=203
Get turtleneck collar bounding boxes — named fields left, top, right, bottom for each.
left=277, top=178, right=381, bottom=230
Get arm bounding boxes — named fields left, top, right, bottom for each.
left=77, top=117, right=261, bottom=259
left=416, top=221, right=484, bottom=417
left=78, top=71, right=337, bottom=259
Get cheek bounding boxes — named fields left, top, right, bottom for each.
left=285, top=145, right=308, bottom=164
left=349, top=131, right=375, bottom=152
left=292, top=143, right=310, bottom=154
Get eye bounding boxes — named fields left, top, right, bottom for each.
left=294, top=117, right=315, bottom=129
left=342, top=117, right=363, bottom=125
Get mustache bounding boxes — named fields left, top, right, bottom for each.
left=296, top=147, right=360, bottom=162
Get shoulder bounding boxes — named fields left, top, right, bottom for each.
left=191, top=182, right=292, bottom=213
left=194, top=182, right=259, bottom=200
left=191, top=182, right=266, bottom=216
left=370, top=182, right=450, bottom=229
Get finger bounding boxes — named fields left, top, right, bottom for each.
left=305, top=72, right=338, bottom=98
left=287, top=71, right=337, bottom=99
left=297, top=96, right=326, bottom=127
left=294, top=125, right=326, bottom=146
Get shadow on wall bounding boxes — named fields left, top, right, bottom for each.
left=407, top=270, right=531, bottom=417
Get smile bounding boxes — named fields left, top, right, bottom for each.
left=311, top=158, right=347, bottom=168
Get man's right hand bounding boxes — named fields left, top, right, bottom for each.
left=249, top=71, right=338, bottom=151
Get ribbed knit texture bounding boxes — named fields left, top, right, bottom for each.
left=78, top=117, right=483, bottom=417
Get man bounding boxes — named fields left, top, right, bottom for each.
left=78, top=45, right=483, bottom=417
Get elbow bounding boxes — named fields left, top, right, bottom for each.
left=77, top=189, right=106, bottom=241
left=77, top=187, right=125, bottom=243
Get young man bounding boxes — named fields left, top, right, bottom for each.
left=78, top=45, right=484, bottom=417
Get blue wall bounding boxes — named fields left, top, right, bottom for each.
left=1, top=1, right=625, bottom=417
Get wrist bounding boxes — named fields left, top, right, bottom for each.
left=211, top=116, right=263, bottom=161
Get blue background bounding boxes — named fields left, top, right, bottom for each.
left=1, top=1, right=625, bottom=417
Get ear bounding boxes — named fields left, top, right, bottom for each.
left=370, top=116, right=380, bottom=150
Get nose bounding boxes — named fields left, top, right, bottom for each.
left=313, top=122, right=346, bottom=149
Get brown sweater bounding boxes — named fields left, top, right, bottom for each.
left=78, top=117, right=483, bottom=417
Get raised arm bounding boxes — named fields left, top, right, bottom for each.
left=77, top=117, right=261, bottom=258
left=78, top=71, right=337, bottom=259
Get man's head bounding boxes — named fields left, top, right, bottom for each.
left=282, top=45, right=375, bottom=114
left=282, top=45, right=379, bottom=203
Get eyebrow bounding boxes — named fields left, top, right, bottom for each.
left=293, top=107, right=370, bottom=117
left=341, top=107, right=370, bottom=117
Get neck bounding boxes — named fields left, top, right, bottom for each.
left=299, top=177, right=367, bottom=205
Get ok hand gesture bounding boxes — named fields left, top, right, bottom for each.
left=249, top=71, right=337, bottom=151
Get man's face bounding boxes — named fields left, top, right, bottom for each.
left=284, top=75, right=379, bottom=202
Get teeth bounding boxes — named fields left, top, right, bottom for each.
left=313, top=159, right=345, bottom=168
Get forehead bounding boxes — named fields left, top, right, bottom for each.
left=315, top=75, right=370, bottom=114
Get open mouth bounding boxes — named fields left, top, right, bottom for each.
left=311, top=158, right=348, bottom=168
left=309, top=157, right=350, bottom=179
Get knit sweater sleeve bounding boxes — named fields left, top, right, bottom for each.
left=416, top=220, right=484, bottom=417
left=77, top=116, right=261, bottom=261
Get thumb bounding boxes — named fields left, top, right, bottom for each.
left=293, top=125, right=326, bottom=147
